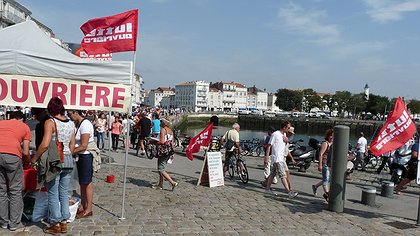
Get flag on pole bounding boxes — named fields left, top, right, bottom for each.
left=186, top=123, right=214, bottom=160
left=370, top=97, right=416, bottom=156
left=80, top=9, right=138, bottom=54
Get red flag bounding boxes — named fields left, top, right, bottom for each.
left=186, top=123, right=214, bottom=160
left=80, top=9, right=138, bottom=54
left=370, top=97, right=416, bottom=156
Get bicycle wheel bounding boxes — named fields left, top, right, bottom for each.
left=253, top=146, right=263, bottom=157
left=145, top=141, right=154, bottom=159
left=228, top=158, right=235, bottom=178
left=237, top=160, right=249, bottom=184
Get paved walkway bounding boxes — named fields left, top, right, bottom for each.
left=6, top=143, right=420, bottom=235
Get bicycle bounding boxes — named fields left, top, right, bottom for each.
left=240, top=139, right=264, bottom=157
left=227, top=152, right=249, bottom=184
left=136, top=136, right=157, bottom=159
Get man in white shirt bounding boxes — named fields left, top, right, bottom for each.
left=264, top=121, right=298, bottom=198
left=355, top=132, right=368, bottom=171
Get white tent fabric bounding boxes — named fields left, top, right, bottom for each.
left=0, top=21, right=131, bottom=85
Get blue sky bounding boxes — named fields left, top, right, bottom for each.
left=19, top=0, right=420, bottom=99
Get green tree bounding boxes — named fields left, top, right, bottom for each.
left=302, top=88, right=322, bottom=112
left=366, top=94, right=389, bottom=117
left=348, top=93, right=365, bottom=116
left=407, top=99, right=420, bottom=114
left=275, top=89, right=303, bottom=111
left=322, top=94, right=336, bottom=111
left=332, top=91, right=352, bottom=114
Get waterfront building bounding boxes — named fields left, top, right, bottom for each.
left=247, top=86, right=268, bottom=111
left=209, top=82, right=237, bottom=112
left=175, top=81, right=209, bottom=112
left=131, top=73, right=145, bottom=106
left=144, top=87, right=175, bottom=107
left=267, top=93, right=280, bottom=112
left=0, top=0, right=53, bottom=36
left=233, top=83, right=247, bottom=112
left=160, top=95, right=175, bottom=109
left=208, top=88, right=223, bottom=112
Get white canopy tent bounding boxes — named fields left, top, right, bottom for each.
left=0, top=20, right=135, bottom=219
left=0, top=20, right=131, bottom=85
left=0, top=21, right=132, bottom=112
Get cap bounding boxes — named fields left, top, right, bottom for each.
left=289, top=127, right=295, bottom=134
left=161, top=118, right=171, bottom=127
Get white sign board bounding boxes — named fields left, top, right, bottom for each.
left=207, top=152, right=224, bottom=187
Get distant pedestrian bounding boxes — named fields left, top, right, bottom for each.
left=264, top=121, right=298, bottom=198
left=261, top=126, right=277, bottom=186
left=95, top=112, right=107, bottom=151
left=136, top=113, right=152, bottom=156
left=355, top=132, right=368, bottom=171
left=312, top=129, right=333, bottom=201
left=111, top=115, right=122, bottom=151
left=31, top=107, right=49, bottom=151
left=151, top=113, right=161, bottom=137
left=0, top=111, right=31, bottom=231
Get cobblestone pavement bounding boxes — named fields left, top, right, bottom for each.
left=289, top=159, right=420, bottom=194
left=5, top=149, right=420, bottom=236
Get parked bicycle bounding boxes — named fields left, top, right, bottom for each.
left=240, top=138, right=264, bottom=157
left=173, top=128, right=191, bottom=152
left=227, top=153, right=249, bottom=184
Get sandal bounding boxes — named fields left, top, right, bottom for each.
left=172, top=182, right=178, bottom=191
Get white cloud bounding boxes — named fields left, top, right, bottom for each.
left=276, top=3, right=340, bottom=44
left=362, top=0, right=420, bottom=23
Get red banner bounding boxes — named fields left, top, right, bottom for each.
left=370, top=97, right=416, bottom=156
left=80, top=9, right=138, bottom=54
left=186, top=123, right=214, bottom=160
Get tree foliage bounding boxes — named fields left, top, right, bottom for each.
left=366, top=94, right=389, bottom=115
left=332, top=91, right=352, bottom=114
left=302, top=88, right=322, bottom=112
left=275, top=89, right=302, bottom=111
left=408, top=99, right=420, bottom=114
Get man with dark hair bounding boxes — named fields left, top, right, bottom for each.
left=0, top=111, right=32, bottom=231
left=355, top=132, right=368, bottom=171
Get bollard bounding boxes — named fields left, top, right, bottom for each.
left=328, top=125, right=350, bottom=213
left=361, top=187, right=376, bottom=206
left=381, top=181, right=394, bottom=198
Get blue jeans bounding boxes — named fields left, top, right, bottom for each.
left=46, top=169, right=72, bottom=223
left=97, top=131, right=105, bottom=150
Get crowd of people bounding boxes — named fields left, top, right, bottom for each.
left=1, top=101, right=419, bottom=234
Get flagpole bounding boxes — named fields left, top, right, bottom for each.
left=120, top=51, right=136, bottom=220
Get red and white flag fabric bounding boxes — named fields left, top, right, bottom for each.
left=370, top=97, right=416, bottom=156
left=186, top=123, right=214, bottom=160
left=80, top=9, right=138, bottom=54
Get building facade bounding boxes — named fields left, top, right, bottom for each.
left=175, top=81, right=209, bottom=112
left=144, top=87, right=175, bottom=107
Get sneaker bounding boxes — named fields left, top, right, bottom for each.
left=172, top=182, right=178, bottom=191
left=264, top=189, right=278, bottom=196
left=288, top=191, right=299, bottom=198
left=1, top=224, right=7, bottom=229
left=151, top=184, right=163, bottom=190
left=323, top=192, right=329, bottom=202
left=272, top=177, right=278, bottom=184
left=312, top=185, right=317, bottom=196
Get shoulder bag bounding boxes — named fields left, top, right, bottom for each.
left=156, top=128, right=174, bottom=158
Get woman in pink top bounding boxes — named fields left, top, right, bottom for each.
left=111, top=115, right=122, bottom=151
